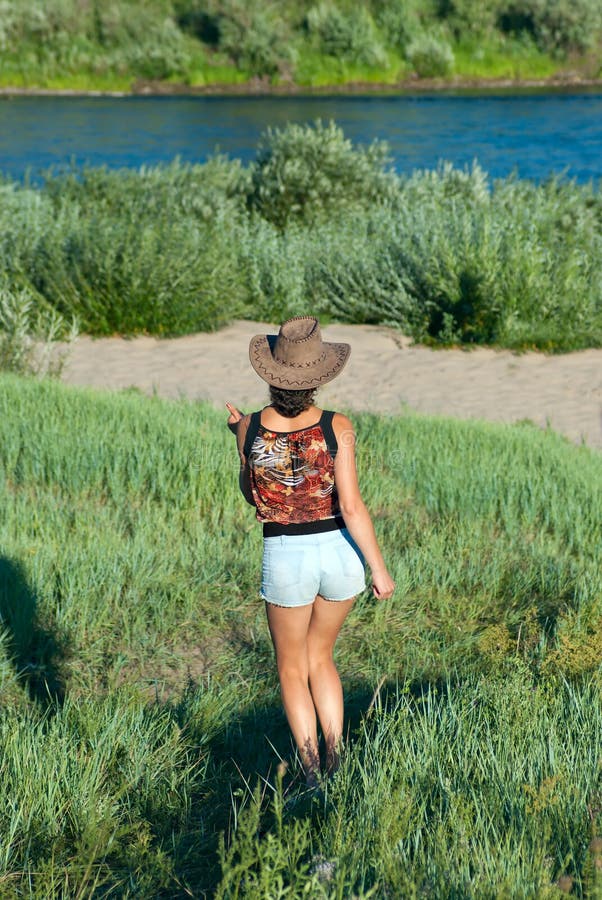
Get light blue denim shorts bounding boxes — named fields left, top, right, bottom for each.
left=260, top=527, right=366, bottom=608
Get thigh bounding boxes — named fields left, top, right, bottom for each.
left=265, top=601, right=314, bottom=671
left=307, top=593, right=355, bottom=657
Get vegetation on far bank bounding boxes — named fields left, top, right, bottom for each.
left=0, top=0, right=601, bottom=92
left=1, top=120, right=601, bottom=353
left=0, top=371, right=601, bottom=894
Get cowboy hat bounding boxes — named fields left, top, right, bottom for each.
left=249, top=316, right=350, bottom=389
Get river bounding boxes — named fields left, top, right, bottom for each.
left=0, top=90, right=600, bottom=183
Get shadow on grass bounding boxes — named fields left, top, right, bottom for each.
left=0, top=555, right=69, bottom=708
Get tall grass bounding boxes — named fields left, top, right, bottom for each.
left=1, top=122, right=601, bottom=349
left=0, top=372, right=600, bottom=894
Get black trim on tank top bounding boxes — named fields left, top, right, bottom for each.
left=320, top=409, right=338, bottom=460
left=263, top=515, right=346, bottom=537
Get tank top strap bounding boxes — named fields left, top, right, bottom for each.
left=243, top=411, right=262, bottom=458
left=320, top=409, right=338, bottom=459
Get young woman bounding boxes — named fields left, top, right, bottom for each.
left=226, top=316, right=395, bottom=788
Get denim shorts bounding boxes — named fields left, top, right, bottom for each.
left=260, top=527, right=366, bottom=608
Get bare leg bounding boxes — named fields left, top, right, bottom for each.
left=307, top=594, right=355, bottom=775
left=264, top=601, right=320, bottom=786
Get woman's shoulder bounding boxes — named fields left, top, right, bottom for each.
left=330, top=411, right=354, bottom=434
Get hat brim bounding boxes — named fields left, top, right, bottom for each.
left=249, top=333, right=351, bottom=389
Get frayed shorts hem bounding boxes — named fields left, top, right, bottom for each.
left=260, top=586, right=365, bottom=609
left=260, top=592, right=315, bottom=609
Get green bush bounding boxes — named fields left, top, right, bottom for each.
left=0, top=0, right=192, bottom=78
left=120, top=18, right=192, bottom=79
left=177, top=0, right=293, bottom=76
left=0, top=285, right=78, bottom=376
left=371, top=0, right=425, bottom=51
left=498, top=0, right=602, bottom=56
left=30, top=210, right=244, bottom=335
left=0, top=0, right=601, bottom=87
left=247, top=119, right=400, bottom=229
left=438, top=0, right=504, bottom=39
left=406, top=30, right=455, bottom=76
left=306, top=2, right=388, bottom=66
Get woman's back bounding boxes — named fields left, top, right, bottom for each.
left=243, top=405, right=341, bottom=528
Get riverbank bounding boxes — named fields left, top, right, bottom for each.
left=2, top=73, right=602, bottom=97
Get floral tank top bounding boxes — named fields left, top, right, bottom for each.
left=243, top=409, right=341, bottom=531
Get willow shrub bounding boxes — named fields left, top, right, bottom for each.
left=305, top=2, right=388, bottom=68
left=241, top=159, right=602, bottom=349
left=247, top=119, right=400, bottom=229
left=0, top=0, right=195, bottom=81
left=1, top=122, right=601, bottom=348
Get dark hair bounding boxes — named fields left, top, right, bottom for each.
left=269, top=386, right=317, bottom=417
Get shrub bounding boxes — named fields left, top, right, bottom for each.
left=0, top=286, right=78, bottom=377
left=406, top=30, right=455, bottom=76
left=29, top=210, right=244, bottom=335
left=247, top=119, right=400, bottom=229
left=371, top=0, right=425, bottom=51
left=177, top=0, right=293, bottom=76
left=498, top=0, right=602, bottom=56
left=0, top=0, right=192, bottom=79
left=306, top=2, right=387, bottom=66
left=438, top=0, right=504, bottom=39
left=219, top=8, right=292, bottom=76
left=0, top=135, right=601, bottom=351
left=121, top=18, right=192, bottom=79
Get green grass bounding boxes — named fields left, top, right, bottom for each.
left=0, top=68, right=134, bottom=92
left=0, top=371, right=601, bottom=895
left=292, top=48, right=409, bottom=87
left=0, top=47, right=581, bottom=93
left=452, top=36, right=559, bottom=80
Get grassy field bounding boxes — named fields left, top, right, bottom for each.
left=0, top=371, right=601, bottom=896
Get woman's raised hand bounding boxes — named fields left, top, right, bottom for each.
left=225, top=402, right=244, bottom=434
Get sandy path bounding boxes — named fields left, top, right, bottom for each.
left=59, top=321, right=602, bottom=451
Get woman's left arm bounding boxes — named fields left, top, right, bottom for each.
left=227, top=405, right=256, bottom=507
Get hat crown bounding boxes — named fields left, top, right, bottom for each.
left=273, top=317, right=324, bottom=367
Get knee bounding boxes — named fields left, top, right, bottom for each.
left=277, top=661, right=309, bottom=685
left=307, top=648, right=333, bottom=674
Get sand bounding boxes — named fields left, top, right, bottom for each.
left=58, top=320, right=602, bottom=451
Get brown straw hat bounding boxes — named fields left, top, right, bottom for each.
left=249, top=316, right=351, bottom=389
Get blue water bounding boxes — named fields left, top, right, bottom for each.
left=0, top=91, right=600, bottom=183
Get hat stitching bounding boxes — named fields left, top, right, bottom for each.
left=272, top=350, right=327, bottom=368
left=252, top=342, right=343, bottom=369
left=278, top=316, right=319, bottom=344
left=251, top=341, right=347, bottom=386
